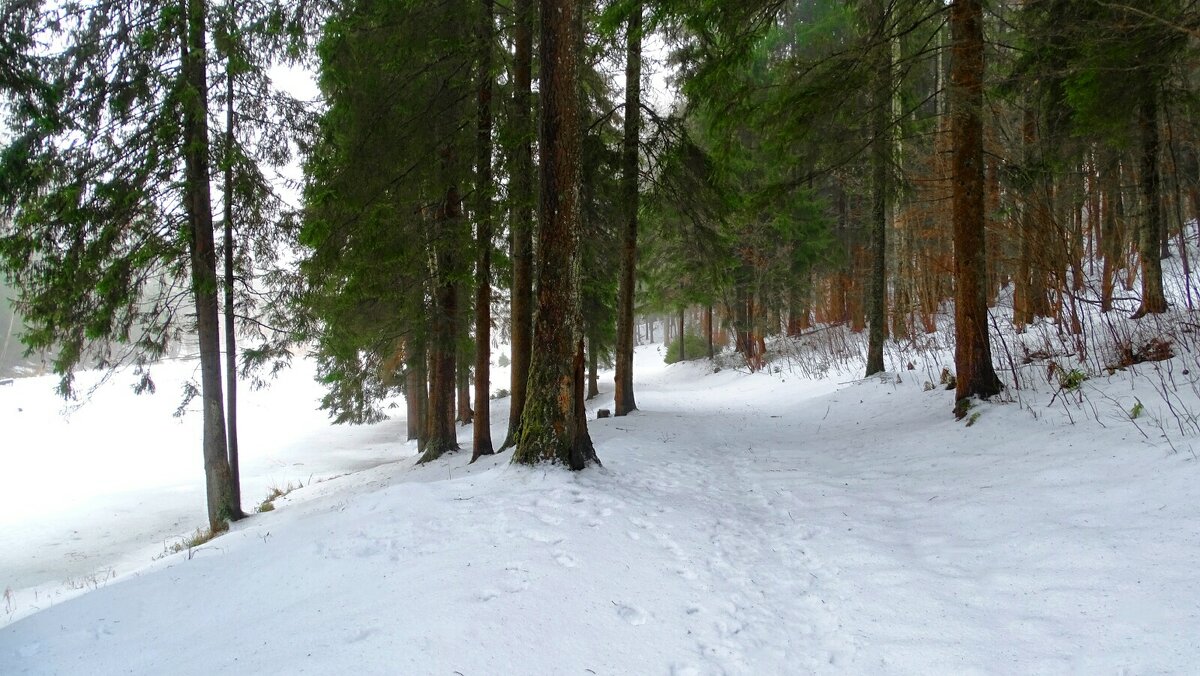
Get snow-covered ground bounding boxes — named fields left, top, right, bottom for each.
left=0, top=356, right=406, bottom=617
left=2, top=338, right=1199, bottom=674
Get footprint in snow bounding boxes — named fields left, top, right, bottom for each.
left=346, top=627, right=379, bottom=644
left=614, top=602, right=648, bottom=626
left=522, top=529, right=564, bottom=545
left=553, top=551, right=578, bottom=568
left=501, top=563, right=530, bottom=593
left=501, top=577, right=529, bottom=593
left=674, top=566, right=698, bottom=580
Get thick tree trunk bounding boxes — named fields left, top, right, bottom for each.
left=420, top=185, right=463, bottom=464
left=180, top=0, right=238, bottom=530
left=503, top=0, right=535, bottom=450
left=472, top=0, right=496, bottom=462
left=513, top=0, right=597, bottom=469
left=1133, top=92, right=1167, bottom=318
left=950, top=0, right=1002, bottom=413
left=221, top=22, right=242, bottom=518
left=614, top=2, right=641, bottom=417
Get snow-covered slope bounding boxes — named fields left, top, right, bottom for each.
left=2, top=341, right=1198, bottom=674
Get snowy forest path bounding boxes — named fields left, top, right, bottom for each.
left=571, top=363, right=860, bottom=673
left=5, top=351, right=1199, bottom=675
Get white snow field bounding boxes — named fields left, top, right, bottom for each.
left=2, top=336, right=1199, bottom=674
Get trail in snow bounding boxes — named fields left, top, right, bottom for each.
left=2, top=343, right=1198, bottom=674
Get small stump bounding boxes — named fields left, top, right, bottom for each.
left=597, top=409, right=611, bottom=419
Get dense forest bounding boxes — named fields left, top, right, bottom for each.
left=1, top=0, right=1198, bottom=533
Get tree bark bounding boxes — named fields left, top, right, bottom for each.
left=677, top=307, right=685, bottom=361
left=457, top=342, right=473, bottom=425
left=614, top=1, right=641, bottom=417
left=180, top=0, right=238, bottom=530
left=513, top=0, right=597, bottom=469
left=221, top=10, right=242, bottom=518
left=866, top=11, right=891, bottom=377
left=704, top=304, right=714, bottom=357
left=417, top=345, right=429, bottom=452
left=950, top=0, right=1002, bottom=413
left=503, top=0, right=535, bottom=450
left=472, top=0, right=496, bottom=462
left=1133, top=91, right=1167, bottom=318
left=405, top=344, right=423, bottom=442
left=586, top=338, right=599, bottom=399
left=420, top=184, right=463, bottom=463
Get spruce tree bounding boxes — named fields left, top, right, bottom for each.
left=0, top=0, right=243, bottom=530
left=299, top=0, right=480, bottom=463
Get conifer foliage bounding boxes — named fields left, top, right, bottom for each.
left=3, top=0, right=1200, bottom=520
left=0, top=0, right=246, bottom=529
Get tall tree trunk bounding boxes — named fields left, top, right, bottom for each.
left=221, top=11, right=242, bottom=518
left=420, top=185, right=463, bottom=464
left=1133, top=91, right=1167, bottom=318
left=614, top=1, right=641, bottom=417
left=866, top=12, right=891, bottom=377
left=1100, top=154, right=1121, bottom=313
left=950, top=0, right=1002, bottom=413
left=1014, top=107, right=1036, bottom=327
left=503, top=0, right=535, bottom=450
left=513, top=0, right=597, bottom=469
left=180, top=0, right=238, bottom=529
left=472, top=0, right=496, bottom=462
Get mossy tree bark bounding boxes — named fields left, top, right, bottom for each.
left=512, top=0, right=598, bottom=469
